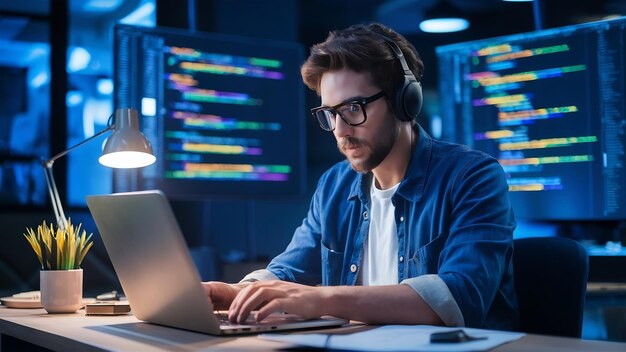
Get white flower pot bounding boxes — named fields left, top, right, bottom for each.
left=40, top=269, right=83, bottom=314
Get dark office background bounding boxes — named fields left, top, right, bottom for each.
left=0, top=0, right=625, bottom=341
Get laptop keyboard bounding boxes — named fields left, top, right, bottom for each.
left=215, top=311, right=259, bottom=325
left=215, top=312, right=231, bottom=324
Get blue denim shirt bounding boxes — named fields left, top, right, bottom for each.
left=264, top=126, right=518, bottom=330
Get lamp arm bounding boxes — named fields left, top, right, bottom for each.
left=43, top=163, right=68, bottom=231
left=42, top=124, right=114, bottom=231
left=43, top=125, right=114, bottom=168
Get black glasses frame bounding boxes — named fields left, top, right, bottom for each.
left=311, top=91, right=386, bottom=131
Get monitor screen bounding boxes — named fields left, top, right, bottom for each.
left=436, top=17, right=626, bottom=220
left=113, top=24, right=306, bottom=199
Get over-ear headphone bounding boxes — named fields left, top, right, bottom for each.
left=377, top=34, right=423, bottom=122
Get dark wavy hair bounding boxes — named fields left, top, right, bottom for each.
left=300, top=23, right=424, bottom=100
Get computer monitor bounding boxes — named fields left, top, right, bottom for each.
left=113, top=24, right=306, bottom=199
left=436, top=17, right=626, bottom=220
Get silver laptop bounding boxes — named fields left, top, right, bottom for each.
left=86, top=190, right=348, bottom=335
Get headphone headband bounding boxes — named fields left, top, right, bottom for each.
left=378, top=35, right=414, bottom=78
left=373, top=32, right=423, bottom=122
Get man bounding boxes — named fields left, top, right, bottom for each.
left=203, top=23, right=518, bottom=330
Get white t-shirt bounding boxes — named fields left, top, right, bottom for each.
left=360, top=181, right=399, bottom=286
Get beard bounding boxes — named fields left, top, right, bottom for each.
left=337, top=118, right=399, bottom=174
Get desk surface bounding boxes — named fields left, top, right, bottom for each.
left=1, top=306, right=626, bottom=352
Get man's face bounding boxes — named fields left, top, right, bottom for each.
left=319, top=69, right=398, bottom=174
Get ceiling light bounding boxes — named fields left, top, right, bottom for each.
left=420, top=18, right=469, bottom=33
left=420, top=0, right=470, bottom=33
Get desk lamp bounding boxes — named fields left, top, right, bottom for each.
left=43, top=108, right=155, bottom=231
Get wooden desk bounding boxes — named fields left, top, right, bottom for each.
left=1, top=306, right=625, bottom=352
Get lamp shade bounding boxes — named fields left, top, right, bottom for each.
left=99, top=108, right=156, bottom=168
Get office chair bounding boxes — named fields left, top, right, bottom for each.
left=513, top=236, right=589, bottom=338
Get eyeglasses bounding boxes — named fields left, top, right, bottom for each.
left=311, top=91, right=386, bottom=131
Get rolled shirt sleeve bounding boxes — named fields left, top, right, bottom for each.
left=240, top=269, right=279, bottom=283
left=434, top=154, right=516, bottom=328
left=401, top=275, right=465, bottom=327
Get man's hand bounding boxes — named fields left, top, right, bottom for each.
left=201, top=281, right=249, bottom=310
left=228, top=280, right=328, bottom=323
left=205, top=280, right=443, bottom=326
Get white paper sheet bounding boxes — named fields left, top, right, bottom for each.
left=260, top=325, right=525, bottom=352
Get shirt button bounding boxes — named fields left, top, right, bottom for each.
left=350, top=264, right=358, bottom=273
left=399, top=256, right=404, bottom=263
left=400, top=216, right=405, bottom=222
left=363, top=211, right=368, bottom=219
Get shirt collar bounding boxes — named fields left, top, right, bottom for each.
left=348, top=171, right=371, bottom=202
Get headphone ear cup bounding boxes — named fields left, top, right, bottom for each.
left=394, top=75, right=423, bottom=122
left=403, top=78, right=422, bottom=121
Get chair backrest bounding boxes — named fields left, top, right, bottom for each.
left=513, top=237, right=589, bottom=338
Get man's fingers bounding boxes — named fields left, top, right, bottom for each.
left=256, top=299, right=284, bottom=322
left=228, top=283, right=257, bottom=321
left=235, top=287, right=283, bottom=323
left=228, top=282, right=289, bottom=323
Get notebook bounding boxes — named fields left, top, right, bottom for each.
left=86, top=190, right=348, bottom=335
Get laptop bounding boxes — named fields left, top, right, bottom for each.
left=86, top=190, right=348, bottom=335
